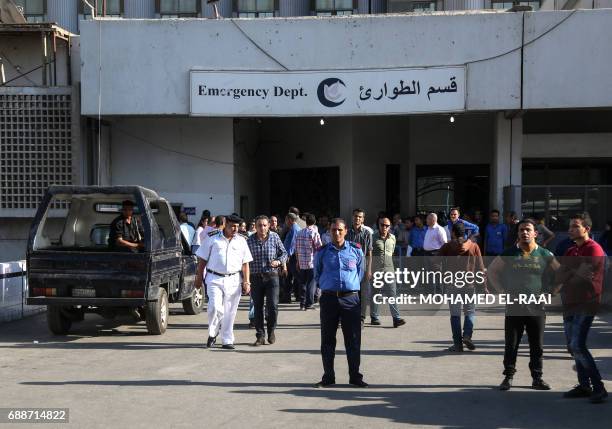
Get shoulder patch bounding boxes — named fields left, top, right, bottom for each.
left=350, top=241, right=361, bottom=249
left=208, top=230, right=220, bottom=237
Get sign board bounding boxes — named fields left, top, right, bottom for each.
left=183, top=207, right=196, bottom=216
left=190, top=67, right=466, bottom=117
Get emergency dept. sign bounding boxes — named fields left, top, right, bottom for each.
left=189, top=67, right=466, bottom=117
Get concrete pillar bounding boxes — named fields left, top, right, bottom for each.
left=47, top=0, right=79, bottom=33
left=279, top=0, right=310, bottom=17
left=492, top=112, right=522, bottom=215
left=124, top=0, right=156, bottom=18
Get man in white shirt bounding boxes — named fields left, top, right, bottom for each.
left=423, top=212, right=448, bottom=294
left=179, top=212, right=196, bottom=247
left=423, top=212, right=448, bottom=255
left=195, top=214, right=253, bottom=350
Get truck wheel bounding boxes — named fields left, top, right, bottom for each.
left=146, top=288, right=168, bottom=335
left=47, top=306, right=71, bottom=335
left=182, top=286, right=204, bottom=315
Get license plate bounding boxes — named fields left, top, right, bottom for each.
left=72, top=288, right=96, bottom=297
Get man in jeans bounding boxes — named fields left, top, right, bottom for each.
left=438, top=222, right=485, bottom=352
left=557, top=213, right=608, bottom=403
left=371, top=217, right=406, bottom=328
left=247, top=215, right=288, bottom=346
left=295, top=213, right=323, bottom=310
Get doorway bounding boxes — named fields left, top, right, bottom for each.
left=416, top=164, right=489, bottom=222
left=270, top=167, right=340, bottom=217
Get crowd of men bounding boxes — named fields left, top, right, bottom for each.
left=175, top=205, right=608, bottom=403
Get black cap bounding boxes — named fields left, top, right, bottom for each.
left=226, top=214, right=243, bottom=224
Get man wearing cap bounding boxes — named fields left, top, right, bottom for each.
left=314, top=218, right=368, bottom=388
left=108, top=200, right=144, bottom=252
left=195, top=214, right=253, bottom=350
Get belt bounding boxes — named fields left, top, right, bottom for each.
left=321, top=290, right=358, bottom=297
left=207, top=269, right=240, bottom=277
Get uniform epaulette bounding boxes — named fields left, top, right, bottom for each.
left=208, top=230, right=221, bottom=237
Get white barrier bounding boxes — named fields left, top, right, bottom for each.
left=0, top=261, right=45, bottom=324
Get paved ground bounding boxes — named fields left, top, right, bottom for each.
left=0, top=299, right=611, bottom=429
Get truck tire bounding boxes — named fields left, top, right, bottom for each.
left=146, top=288, right=168, bottom=335
left=182, top=286, right=204, bottom=315
left=47, top=306, right=71, bottom=335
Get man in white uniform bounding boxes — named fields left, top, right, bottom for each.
left=195, top=214, right=253, bottom=350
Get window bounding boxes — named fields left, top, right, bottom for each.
left=237, top=0, right=275, bottom=17
left=13, top=0, right=45, bottom=23
left=315, top=0, right=353, bottom=16
left=387, top=0, right=436, bottom=12
left=491, top=1, right=540, bottom=10
left=83, top=0, right=123, bottom=18
left=159, top=0, right=199, bottom=17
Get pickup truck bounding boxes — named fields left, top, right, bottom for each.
left=26, top=186, right=203, bottom=335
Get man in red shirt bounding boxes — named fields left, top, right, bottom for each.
left=557, top=213, right=607, bottom=403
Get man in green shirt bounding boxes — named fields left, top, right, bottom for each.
left=489, top=218, right=559, bottom=391
left=370, top=217, right=406, bottom=328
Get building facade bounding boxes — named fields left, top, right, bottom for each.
left=1, top=5, right=612, bottom=261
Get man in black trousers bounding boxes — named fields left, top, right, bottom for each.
left=313, top=218, right=368, bottom=388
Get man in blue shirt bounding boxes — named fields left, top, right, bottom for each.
left=314, top=218, right=367, bottom=388
left=447, top=208, right=480, bottom=241
left=484, top=209, right=508, bottom=256
left=409, top=215, right=427, bottom=256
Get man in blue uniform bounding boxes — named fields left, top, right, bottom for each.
left=314, top=218, right=368, bottom=388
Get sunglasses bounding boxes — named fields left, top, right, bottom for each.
left=380, top=224, right=391, bottom=228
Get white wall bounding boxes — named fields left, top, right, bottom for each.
left=107, top=117, right=235, bottom=219
left=523, top=9, right=612, bottom=109
left=80, top=12, right=526, bottom=115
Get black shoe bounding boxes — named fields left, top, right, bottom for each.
left=370, top=318, right=381, bottom=326
left=462, top=336, right=476, bottom=351
left=499, top=377, right=513, bottom=391
left=564, top=385, right=593, bottom=398
left=221, top=344, right=235, bottom=350
left=314, top=380, right=335, bottom=388
left=206, top=336, right=217, bottom=348
left=349, top=379, right=369, bottom=388
left=252, top=337, right=265, bottom=346
left=532, top=378, right=551, bottom=390
left=248, top=321, right=256, bottom=329
left=300, top=304, right=305, bottom=310
left=393, top=318, right=406, bottom=328
left=447, top=344, right=463, bottom=352
left=305, top=306, right=315, bottom=310
left=268, top=331, right=276, bottom=344
left=590, top=387, right=608, bottom=403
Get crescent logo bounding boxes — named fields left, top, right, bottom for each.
left=317, top=78, right=347, bottom=108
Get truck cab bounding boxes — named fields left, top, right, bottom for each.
left=26, top=186, right=203, bottom=335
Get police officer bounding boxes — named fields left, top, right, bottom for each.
left=313, top=218, right=368, bottom=388
left=195, top=214, right=253, bottom=350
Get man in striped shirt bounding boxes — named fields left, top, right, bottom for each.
left=295, top=213, right=323, bottom=310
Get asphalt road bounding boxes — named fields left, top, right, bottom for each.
left=1, top=299, right=611, bottom=428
